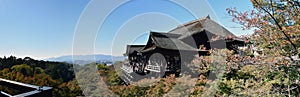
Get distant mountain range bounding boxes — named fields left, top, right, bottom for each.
left=44, top=54, right=125, bottom=65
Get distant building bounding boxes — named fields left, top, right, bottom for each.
left=0, top=78, right=52, bottom=97
left=123, top=16, right=244, bottom=76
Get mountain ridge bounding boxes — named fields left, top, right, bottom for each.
left=44, top=54, right=124, bottom=65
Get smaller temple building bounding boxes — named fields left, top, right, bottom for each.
left=0, top=78, right=53, bottom=97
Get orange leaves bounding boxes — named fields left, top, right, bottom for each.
left=198, top=75, right=208, bottom=85
left=144, top=74, right=177, bottom=96
left=199, top=45, right=207, bottom=50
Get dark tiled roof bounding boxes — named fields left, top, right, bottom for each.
left=125, top=45, right=145, bottom=55
left=148, top=32, right=199, bottom=51
left=177, top=28, right=205, bottom=40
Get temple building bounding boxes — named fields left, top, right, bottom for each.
left=124, top=16, right=244, bottom=77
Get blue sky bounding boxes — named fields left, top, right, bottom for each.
left=0, top=0, right=254, bottom=59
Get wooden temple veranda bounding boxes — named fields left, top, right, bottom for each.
left=121, top=16, right=244, bottom=82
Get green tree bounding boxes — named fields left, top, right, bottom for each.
left=11, top=64, right=33, bottom=76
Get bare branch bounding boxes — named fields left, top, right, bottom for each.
left=253, top=0, right=299, bottom=58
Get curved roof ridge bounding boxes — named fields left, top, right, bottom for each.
left=150, top=31, right=181, bottom=38
left=169, top=15, right=210, bottom=33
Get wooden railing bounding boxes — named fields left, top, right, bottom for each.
left=145, top=65, right=160, bottom=72
left=121, top=63, right=133, bottom=73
